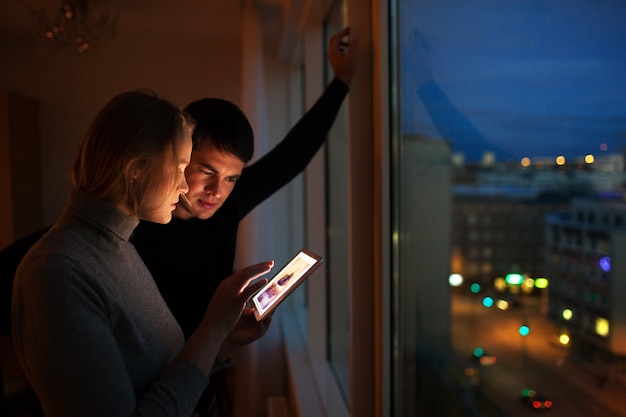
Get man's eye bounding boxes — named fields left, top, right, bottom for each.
left=200, top=168, right=213, bottom=175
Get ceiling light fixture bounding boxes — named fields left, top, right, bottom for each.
left=19, top=0, right=118, bottom=54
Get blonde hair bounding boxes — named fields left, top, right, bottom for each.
left=72, top=90, right=194, bottom=215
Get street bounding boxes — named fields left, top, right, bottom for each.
left=452, top=293, right=626, bottom=417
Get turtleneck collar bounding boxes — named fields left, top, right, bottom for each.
left=66, top=189, right=139, bottom=241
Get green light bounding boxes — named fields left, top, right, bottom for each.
left=482, top=296, right=494, bottom=308
left=534, top=277, right=548, bottom=289
left=519, top=325, right=530, bottom=336
left=473, top=347, right=484, bottom=358
left=470, top=283, right=481, bottom=294
left=505, top=273, right=523, bottom=285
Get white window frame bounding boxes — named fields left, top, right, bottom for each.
left=280, top=2, right=391, bottom=416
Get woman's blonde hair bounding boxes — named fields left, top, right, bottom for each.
left=72, top=89, right=195, bottom=215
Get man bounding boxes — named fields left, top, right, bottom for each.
left=0, top=26, right=355, bottom=415
left=133, top=26, right=354, bottom=339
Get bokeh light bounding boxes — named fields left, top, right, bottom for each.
left=449, top=273, right=464, bottom=286
left=519, top=325, right=530, bottom=336
left=595, top=317, right=609, bottom=337
left=599, top=256, right=611, bottom=273
left=482, top=296, right=494, bottom=308
left=562, top=308, right=573, bottom=320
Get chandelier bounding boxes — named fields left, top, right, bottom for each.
left=20, top=0, right=118, bottom=54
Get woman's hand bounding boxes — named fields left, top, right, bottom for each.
left=181, top=261, right=273, bottom=375
left=205, top=261, right=274, bottom=339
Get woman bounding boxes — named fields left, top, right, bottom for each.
left=11, top=90, right=272, bottom=417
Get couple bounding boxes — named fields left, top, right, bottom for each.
left=5, top=28, right=355, bottom=417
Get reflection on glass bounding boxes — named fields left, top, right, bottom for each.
left=392, top=0, right=626, bottom=415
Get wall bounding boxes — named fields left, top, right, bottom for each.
left=0, top=37, right=242, bottom=231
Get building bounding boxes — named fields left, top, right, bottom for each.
left=545, top=197, right=626, bottom=370
left=452, top=183, right=569, bottom=291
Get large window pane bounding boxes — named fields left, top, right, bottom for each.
left=391, top=0, right=626, bottom=416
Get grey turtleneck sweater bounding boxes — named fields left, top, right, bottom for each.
left=12, top=190, right=209, bottom=417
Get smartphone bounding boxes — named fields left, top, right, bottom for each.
left=251, top=248, right=324, bottom=321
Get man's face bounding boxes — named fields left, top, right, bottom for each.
left=174, top=140, right=245, bottom=220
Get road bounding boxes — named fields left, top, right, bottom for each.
left=452, top=293, right=626, bottom=417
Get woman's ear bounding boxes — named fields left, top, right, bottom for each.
left=131, top=165, right=142, bottom=183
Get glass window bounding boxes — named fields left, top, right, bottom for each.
left=390, top=0, right=626, bottom=415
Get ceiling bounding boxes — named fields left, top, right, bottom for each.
left=0, top=0, right=286, bottom=45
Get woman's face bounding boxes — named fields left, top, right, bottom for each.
left=140, top=130, right=193, bottom=224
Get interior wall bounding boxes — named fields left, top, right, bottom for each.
left=0, top=37, right=242, bottom=232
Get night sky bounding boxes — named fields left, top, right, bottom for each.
left=400, top=0, right=626, bottom=162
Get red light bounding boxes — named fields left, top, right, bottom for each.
left=532, top=401, right=541, bottom=409
left=544, top=400, right=553, bottom=408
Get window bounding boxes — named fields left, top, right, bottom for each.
left=390, top=0, right=626, bottom=415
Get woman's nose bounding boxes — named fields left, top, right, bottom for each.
left=178, top=176, right=189, bottom=194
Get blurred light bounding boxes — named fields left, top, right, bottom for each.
left=522, top=277, right=534, bottom=293
left=519, top=325, right=530, bottom=336
left=496, top=299, right=510, bottom=310
left=449, top=273, right=463, bottom=287
left=599, top=256, right=611, bottom=272
left=520, top=388, right=533, bottom=397
left=600, top=143, right=608, bottom=151
left=470, top=282, right=481, bottom=294
left=534, top=277, right=548, bottom=289
left=473, top=347, right=484, bottom=358
left=482, top=296, right=494, bottom=308
left=505, top=273, right=523, bottom=285
left=556, top=155, right=566, bottom=165
left=585, top=154, right=594, bottom=164
left=544, top=400, right=553, bottom=409
left=596, top=317, right=609, bottom=337
left=493, top=277, right=507, bottom=292
left=22, top=0, right=119, bottom=54
left=558, top=334, right=570, bottom=345
left=521, top=157, right=531, bottom=167
left=562, top=308, right=573, bottom=320
left=480, top=355, right=497, bottom=365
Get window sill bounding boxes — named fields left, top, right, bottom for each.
left=280, top=307, right=349, bottom=417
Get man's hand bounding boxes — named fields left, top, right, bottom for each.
left=217, top=308, right=272, bottom=361
left=328, top=26, right=357, bottom=86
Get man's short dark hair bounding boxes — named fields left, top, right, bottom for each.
left=184, top=98, right=254, bottom=163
